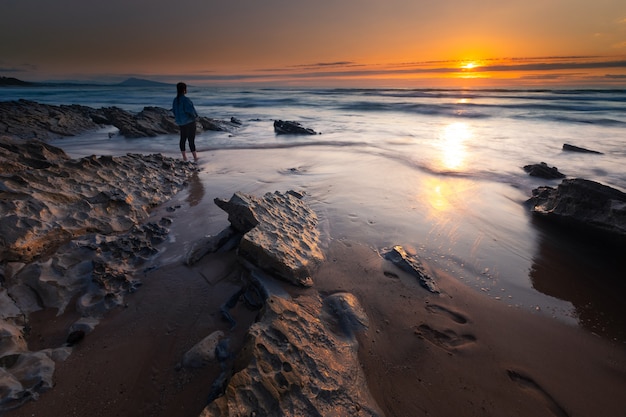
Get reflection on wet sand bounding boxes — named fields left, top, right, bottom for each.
left=438, top=122, right=471, bottom=171
left=186, top=172, right=205, bottom=207
left=529, top=217, right=626, bottom=343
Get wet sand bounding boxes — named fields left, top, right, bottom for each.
left=9, top=188, right=626, bottom=417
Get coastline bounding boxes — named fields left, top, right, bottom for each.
left=2, top=98, right=626, bottom=416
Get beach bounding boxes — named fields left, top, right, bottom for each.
left=1, top=88, right=626, bottom=416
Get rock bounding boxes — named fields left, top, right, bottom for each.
left=273, top=120, right=318, bottom=135
left=562, top=143, right=603, bottom=154
left=200, top=294, right=381, bottom=417
left=184, top=227, right=240, bottom=266
left=0, top=137, right=193, bottom=263
left=523, top=162, right=565, bottom=179
left=0, top=100, right=240, bottom=140
left=181, top=331, right=224, bottom=368
left=383, top=245, right=440, bottom=293
left=527, top=178, right=626, bottom=240
left=214, top=191, right=324, bottom=287
left=322, top=292, right=369, bottom=338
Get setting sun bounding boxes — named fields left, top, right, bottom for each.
left=461, top=62, right=479, bottom=70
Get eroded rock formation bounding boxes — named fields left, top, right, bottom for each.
left=214, top=191, right=324, bottom=287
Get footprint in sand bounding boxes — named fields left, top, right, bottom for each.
left=415, top=323, right=476, bottom=351
left=425, top=303, right=468, bottom=324
left=506, top=369, right=570, bottom=417
left=417, top=303, right=475, bottom=351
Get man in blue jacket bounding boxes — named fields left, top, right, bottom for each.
left=172, top=82, right=198, bottom=162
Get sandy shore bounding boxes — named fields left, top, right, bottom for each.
left=1, top=129, right=625, bottom=416
left=7, top=182, right=626, bottom=417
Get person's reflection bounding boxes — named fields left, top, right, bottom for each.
left=529, top=216, right=626, bottom=342
left=186, top=172, right=205, bottom=207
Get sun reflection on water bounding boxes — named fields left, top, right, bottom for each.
left=438, top=122, right=472, bottom=171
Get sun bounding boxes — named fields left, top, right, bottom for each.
left=461, top=61, right=478, bottom=70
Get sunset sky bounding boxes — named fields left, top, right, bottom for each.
left=1, top=0, right=626, bottom=87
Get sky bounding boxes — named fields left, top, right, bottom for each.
left=1, top=0, right=626, bottom=88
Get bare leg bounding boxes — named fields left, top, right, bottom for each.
left=181, top=151, right=187, bottom=161
left=192, top=151, right=198, bottom=162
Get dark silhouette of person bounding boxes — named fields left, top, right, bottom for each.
left=172, top=82, right=198, bottom=161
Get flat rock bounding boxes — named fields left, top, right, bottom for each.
left=562, top=143, right=603, bottom=154
left=214, top=191, right=324, bottom=287
left=527, top=178, right=626, bottom=240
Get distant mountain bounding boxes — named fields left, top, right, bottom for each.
left=0, top=76, right=34, bottom=86
left=116, top=77, right=173, bottom=87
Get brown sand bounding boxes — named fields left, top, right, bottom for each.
left=8, top=197, right=626, bottom=417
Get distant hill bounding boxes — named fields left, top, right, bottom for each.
left=116, top=77, right=173, bottom=87
left=0, top=76, right=34, bottom=86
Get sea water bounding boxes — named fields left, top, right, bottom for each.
left=2, top=86, right=625, bottom=342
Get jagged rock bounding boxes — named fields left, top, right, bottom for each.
left=201, top=294, right=381, bottom=417
left=383, top=245, right=440, bottom=293
left=523, top=162, right=565, bottom=179
left=562, top=143, right=603, bottom=154
left=273, top=120, right=318, bottom=135
left=527, top=178, right=626, bottom=240
left=181, top=331, right=224, bottom=368
left=0, top=100, right=240, bottom=140
left=0, top=137, right=192, bottom=263
left=214, top=191, right=324, bottom=287
left=0, top=100, right=99, bottom=140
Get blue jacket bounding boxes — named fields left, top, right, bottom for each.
left=172, top=95, right=198, bottom=126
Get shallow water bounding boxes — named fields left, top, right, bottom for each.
left=3, top=85, right=626, bottom=342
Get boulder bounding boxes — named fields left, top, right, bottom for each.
left=214, top=191, right=324, bottom=287
left=527, top=178, right=626, bottom=240
left=201, top=294, right=381, bottom=417
left=523, top=162, right=565, bottom=179
left=273, top=120, right=318, bottom=135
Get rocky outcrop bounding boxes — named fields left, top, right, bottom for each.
left=527, top=178, right=626, bottom=240
left=562, top=143, right=603, bottom=154
left=201, top=294, right=381, bottom=417
left=0, top=137, right=196, bottom=410
left=0, top=100, right=240, bottom=140
left=0, top=136, right=193, bottom=263
left=273, top=120, right=318, bottom=135
left=214, top=191, right=324, bottom=287
left=523, top=162, right=566, bottom=179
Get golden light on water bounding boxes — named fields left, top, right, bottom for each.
left=438, top=122, right=472, bottom=171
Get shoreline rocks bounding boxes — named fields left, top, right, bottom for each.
left=0, top=99, right=240, bottom=140
left=0, top=136, right=197, bottom=410
left=527, top=178, right=626, bottom=241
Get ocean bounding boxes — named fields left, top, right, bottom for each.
left=2, top=85, right=625, bottom=342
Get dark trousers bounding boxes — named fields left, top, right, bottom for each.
left=179, top=122, right=196, bottom=152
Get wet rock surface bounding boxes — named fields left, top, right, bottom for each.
left=527, top=178, right=626, bottom=240
left=273, top=120, right=318, bottom=135
left=383, top=245, right=440, bottom=293
left=523, top=162, right=566, bottom=179
left=0, top=136, right=196, bottom=410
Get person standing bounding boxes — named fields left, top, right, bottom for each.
left=172, top=82, right=198, bottom=162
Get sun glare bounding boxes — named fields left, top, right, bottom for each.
left=461, top=62, right=478, bottom=70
